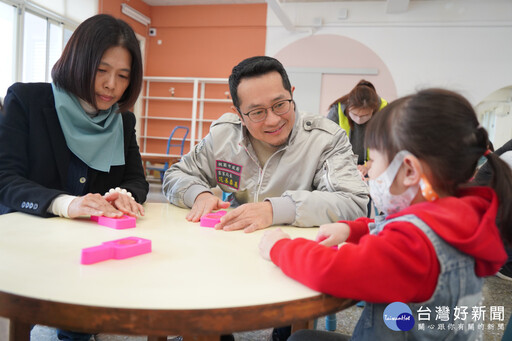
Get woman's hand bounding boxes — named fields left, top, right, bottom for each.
left=68, top=193, right=123, bottom=218
left=104, top=191, right=145, bottom=217
left=316, top=223, right=351, bottom=247
left=259, top=228, right=291, bottom=261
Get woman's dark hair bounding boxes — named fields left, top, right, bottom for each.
left=229, top=56, right=292, bottom=110
left=52, top=14, right=142, bottom=112
left=365, top=88, right=512, bottom=243
left=330, top=79, right=381, bottom=127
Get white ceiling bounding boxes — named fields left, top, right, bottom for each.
left=142, top=0, right=390, bottom=5
left=141, top=0, right=415, bottom=17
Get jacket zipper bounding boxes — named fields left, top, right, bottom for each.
left=323, top=159, right=335, bottom=192
left=241, top=144, right=263, bottom=202
left=256, top=146, right=288, bottom=201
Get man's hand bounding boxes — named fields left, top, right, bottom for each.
left=215, top=201, right=273, bottom=233
left=104, top=192, right=145, bottom=217
left=68, top=193, right=123, bottom=218
left=259, top=228, right=291, bottom=261
left=186, top=192, right=230, bottom=222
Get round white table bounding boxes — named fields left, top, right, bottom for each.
left=0, top=203, right=354, bottom=340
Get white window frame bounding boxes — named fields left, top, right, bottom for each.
left=1, top=0, right=78, bottom=85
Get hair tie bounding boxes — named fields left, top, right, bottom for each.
left=483, top=149, right=492, bottom=157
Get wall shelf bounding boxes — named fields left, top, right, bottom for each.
left=142, top=96, right=232, bottom=103
left=140, top=76, right=231, bottom=155
left=140, top=135, right=196, bottom=142
left=140, top=116, right=216, bottom=123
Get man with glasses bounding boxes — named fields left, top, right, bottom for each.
left=163, top=56, right=368, bottom=232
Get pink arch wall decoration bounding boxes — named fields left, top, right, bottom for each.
left=274, top=34, right=397, bottom=116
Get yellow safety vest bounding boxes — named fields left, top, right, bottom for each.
left=338, top=98, right=387, bottom=162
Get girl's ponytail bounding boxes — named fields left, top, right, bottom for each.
left=481, top=152, right=512, bottom=245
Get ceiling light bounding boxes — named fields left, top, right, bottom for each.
left=121, top=3, right=151, bottom=26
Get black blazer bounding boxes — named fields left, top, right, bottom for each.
left=0, top=82, right=149, bottom=217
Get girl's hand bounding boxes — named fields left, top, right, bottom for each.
left=357, top=164, right=368, bottom=177
left=259, top=228, right=291, bottom=261
left=357, top=160, right=373, bottom=178
left=316, top=223, right=351, bottom=247
left=68, top=193, right=123, bottom=218
left=104, top=191, right=145, bottom=217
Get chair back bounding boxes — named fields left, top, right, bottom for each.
left=166, top=126, right=189, bottom=156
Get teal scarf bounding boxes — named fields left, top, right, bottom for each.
left=52, top=83, right=125, bottom=172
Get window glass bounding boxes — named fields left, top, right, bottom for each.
left=64, top=27, right=73, bottom=46
left=0, top=2, right=16, bottom=98
left=23, top=11, right=47, bottom=83
left=47, top=20, right=63, bottom=82
left=0, top=0, right=75, bottom=93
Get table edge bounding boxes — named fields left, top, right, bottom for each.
left=0, top=289, right=355, bottom=335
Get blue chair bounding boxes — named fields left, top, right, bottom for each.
left=147, top=126, right=189, bottom=181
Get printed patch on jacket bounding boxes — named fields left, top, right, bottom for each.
left=216, top=160, right=242, bottom=189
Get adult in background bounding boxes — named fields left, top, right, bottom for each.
left=163, top=56, right=368, bottom=233
left=0, top=14, right=149, bottom=340
left=327, top=79, right=387, bottom=177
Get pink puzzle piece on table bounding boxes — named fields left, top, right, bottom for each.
left=81, top=237, right=151, bottom=265
left=90, top=215, right=136, bottom=229
left=200, top=210, right=227, bottom=228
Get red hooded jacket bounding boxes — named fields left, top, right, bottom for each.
left=270, top=187, right=507, bottom=303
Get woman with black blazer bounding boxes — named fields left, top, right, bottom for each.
left=0, top=14, right=148, bottom=220
left=0, top=15, right=149, bottom=339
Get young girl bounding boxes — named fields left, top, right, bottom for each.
left=260, top=88, right=511, bottom=340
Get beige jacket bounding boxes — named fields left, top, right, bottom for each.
left=163, top=112, right=369, bottom=227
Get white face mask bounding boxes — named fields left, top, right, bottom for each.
left=369, top=150, right=419, bottom=215
left=348, top=109, right=372, bottom=125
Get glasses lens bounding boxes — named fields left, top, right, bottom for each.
left=248, top=109, right=266, bottom=122
left=246, top=100, right=292, bottom=122
left=273, top=100, right=291, bottom=115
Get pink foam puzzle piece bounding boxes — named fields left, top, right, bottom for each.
left=90, top=215, right=136, bottom=229
left=200, top=210, right=228, bottom=228
left=81, top=237, right=151, bottom=265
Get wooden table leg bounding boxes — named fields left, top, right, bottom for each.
left=147, top=336, right=168, bottom=341
left=9, top=319, right=30, bottom=341
left=291, top=320, right=315, bottom=333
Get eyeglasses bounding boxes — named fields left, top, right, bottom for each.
left=240, top=99, right=294, bottom=123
